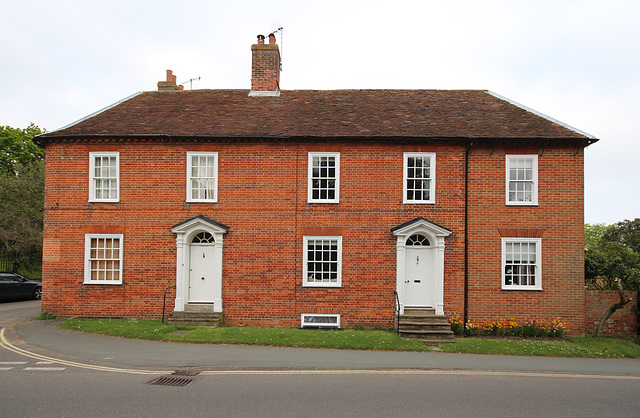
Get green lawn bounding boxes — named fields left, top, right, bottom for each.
left=55, top=318, right=640, bottom=358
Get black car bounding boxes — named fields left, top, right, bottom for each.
left=0, top=272, right=42, bottom=301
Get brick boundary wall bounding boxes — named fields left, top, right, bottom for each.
left=585, top=290, right=638, bottom=337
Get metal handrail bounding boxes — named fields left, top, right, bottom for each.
left=162, top=285, right=177, bottom=324
left=394, top=291, right=401, bottom=335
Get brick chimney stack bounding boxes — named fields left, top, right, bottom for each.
left=158, top=69, right=184, bottom=91
left=249, top=34, right=281, bottom=96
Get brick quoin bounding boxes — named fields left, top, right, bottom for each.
left=41, top=139, right=587, bottom=333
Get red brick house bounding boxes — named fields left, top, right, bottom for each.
left=36, top=35, right=597, bottom=334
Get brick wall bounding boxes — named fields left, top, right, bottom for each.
left=41, top=138, right=587, bottom=333
left=464, top=145, right=586, bottom=334
left=585, top=290, right=638, bottom=337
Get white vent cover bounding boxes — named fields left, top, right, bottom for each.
left=301, top=314, right=340, bottom=328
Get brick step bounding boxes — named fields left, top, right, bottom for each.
left=399, top=329, right=457, bottom=343
left=399, top=324, right=454, bottom=332
left=400, top=329, right=455, bottom=336
left=398, top=315, right=451, bottom=323
left=403, top=308, right=436, bottom=315
left=406, top=337, right=458, bottom=344
left=170, top=311, right=223, bottom=319
left=168, top=311, right=223, bottom=327
left=397, top=311, right=457, bottom=344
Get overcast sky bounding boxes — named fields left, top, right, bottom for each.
left=2, top=0, right=638, bottom=224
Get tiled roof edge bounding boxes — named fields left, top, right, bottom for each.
left=485, top=90, right=598, bottom=140
left=45, top=91, right=144, bottom=135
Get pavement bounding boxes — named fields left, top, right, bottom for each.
left=2, top=318, right=640, bottom=376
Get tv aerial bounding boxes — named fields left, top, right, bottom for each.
left=179, top=76, right=201, bottom=90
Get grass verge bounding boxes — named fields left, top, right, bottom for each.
left=440, top=336, right=640, bottom=358
left=57, top=318, right=640, bottom=358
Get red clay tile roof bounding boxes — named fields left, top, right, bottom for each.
left=38, top=89, right=594, bottom=142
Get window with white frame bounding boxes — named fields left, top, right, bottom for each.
left=308, top=152, right=339, bottom=203
left=506, top=155, right=538, bottom=205
left=84, top=234, right=123, bottom=284
left=303, top=236, right=342, bottom=287
left=502, top=238, right=541, bottom=290
left=404, top=153, right=435, bottom=203
left=187, top=152, right=218, bottom=202
left=89, top=152, right=119, bottom=202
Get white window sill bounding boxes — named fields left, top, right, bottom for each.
left=502, top=286, right=542, bottom=291
left=506, top=202, right=538, bottom=206
left=303, top=283, right=342, bottom=288
left=83, top=281, right=123, bottom=285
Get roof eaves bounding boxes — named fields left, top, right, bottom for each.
left=42, top=91, right=144, bottom=135
left=485, top=90, right=598, bottom=141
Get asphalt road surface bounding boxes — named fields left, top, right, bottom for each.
left=0, top=298, right=41, bottom=328
left=1, top=300, right=639, bottom=417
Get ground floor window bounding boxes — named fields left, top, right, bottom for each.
left=301, top=314, right=341, bottom=328
left=84, top=234, right=123, bottom=284
left=502, top=237, right=541, bottom=290
left=303, top=236, right=342, bottom=287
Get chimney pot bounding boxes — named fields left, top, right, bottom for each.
left=158, top=69, right=180, bottom=91
left=268, top=33, right=276, bottom=44
left=257, top=34, right=265, bottom=44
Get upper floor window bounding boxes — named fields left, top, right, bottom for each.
left=506, top=155, right=538, bottom=205
left=308, top=152, right=340, bottom=203
left=84, top=234, right=123, bottom=284
left=502, top=238, right=541, bottom=290
left=187, top=152, right=218, bottom=202
left=303, top=236, right=342, bottom=287
left=404, top=153, right=435, bottom=204
left=89, top=152, right=119, bottom=202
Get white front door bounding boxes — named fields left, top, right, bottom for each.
left=404, top=247, right=432, bottom=307
left=189, top=244, right=216, bottom=303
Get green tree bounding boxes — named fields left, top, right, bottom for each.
left=0, top=124, right=45, bottom=272
left=0, top=124, right=45, bottom=176
left=585, top=223, right=608, bottom=249
left=0, top=160, right=45, bottom=255
left=602, top=218, right=640, bottom=254
left=585, top=220, right=639, bottom=337
left=585, top=220, right=640, bottom=291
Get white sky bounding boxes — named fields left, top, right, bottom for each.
left=2, top=0, right=638, bottom=224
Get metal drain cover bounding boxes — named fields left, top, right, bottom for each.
left=146, top=376, right=193, bottom=387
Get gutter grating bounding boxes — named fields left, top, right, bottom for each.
left=146, top=376, right=193, bottom=387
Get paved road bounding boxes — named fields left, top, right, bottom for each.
left=2, top=300, right=639, bottom=377
left=2, top=300, right=640, bottom=417
left=0, top=299, right=41, bottom=328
